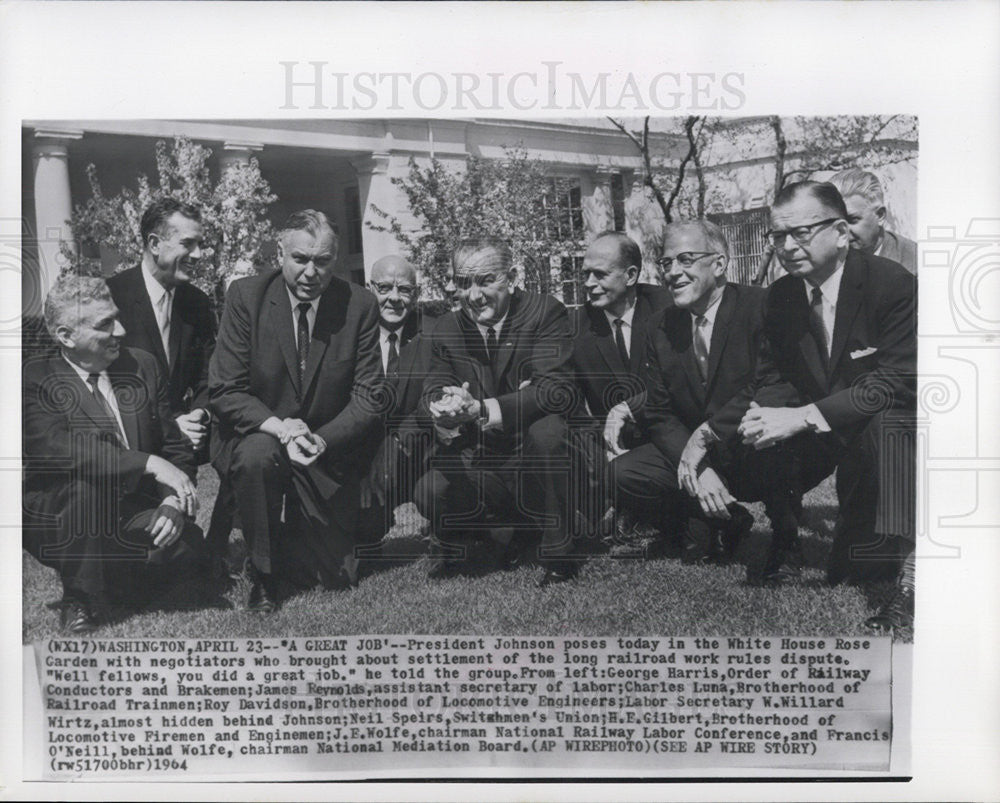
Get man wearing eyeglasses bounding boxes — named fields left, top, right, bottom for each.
left=739, top=181, right=916, bottom=631
left=412, top=238, right=577, bottom=586
left=606, top=220, right=790, bottom=566
left=357, top=255, right=436, bottom=551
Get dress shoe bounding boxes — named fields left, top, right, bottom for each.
left=247, top=578, right=278, bottom=614
left=864, top=585, right=914, bottom=634
left=537, top=562, right=579, bottom=588
left=60, top=600, right=99, bottom=634
left=720, top=503, right=754, bottom=555
left=762, top=540, right=804, bottom=586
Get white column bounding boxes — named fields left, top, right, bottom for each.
left=350, top=150, right=395, bottom=282
left=30, top=128, right=82, bottom=313
left=584, top=167, right=617, bottom=239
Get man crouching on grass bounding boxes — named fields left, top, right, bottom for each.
left=23, top=276, right=215, bottom=634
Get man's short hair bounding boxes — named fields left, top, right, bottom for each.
left=280, top=209, right=339, bottom=245
left=773, top=180, right=849, bottom=220
left=43, top=275, right=113, bottom=338
left=451, top=237, right=513, bottom=273
left=664, top=219, right=730, bottom=260
left=592, top=231, right=643, bottom=270
left=140, top=197, right=203, bottom=248
left=827, top=168, right=886, bottom=207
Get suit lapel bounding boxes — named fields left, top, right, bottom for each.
left=828, top=253, right=864, bottom=376
left=627, top=291, right=652, bottom=373
left=790, top=279, right=831, bottom=392
left=302, top=282, right=349, bottom=397
left=705, top=284, right=736, bottom=391
left=586, top=304, right=625, bottom=375
left=131, top=271, right=170, bottom=369
left=108, top=361, right=141, bottom=449
left=666, top=309, right=706, bottom=405
left=458, top=313, right=496, bottom=399
left=491, top=291, right=522, bottom=387
left=394, top=313, right=421, bottom=391
left=266, top=280, right=301, bottom=394
left=166, top=289, right=184, bottom=374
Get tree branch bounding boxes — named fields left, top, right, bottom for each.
left=607, top=115, right=672, bottom=224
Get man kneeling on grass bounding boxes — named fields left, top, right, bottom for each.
left=23, top=276, right=215, bottom=634
left=606, top=220, right=804, bottom=574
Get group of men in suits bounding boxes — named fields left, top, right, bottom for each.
left=25, top=178, right=916, bottom=634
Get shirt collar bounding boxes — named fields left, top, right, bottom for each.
left=141, top=263, right=171, bottom=307
left=604, top=297, right=637, bottom=330
left=62, top=353, right=105, bottom=384
left=694, top=289, right=725, bottom=325
left=287, top=287, right=319, bottom=316
left=815, top=258, right=846, bottom=307
left=476, top=312, right=507, bottom=341
left=380, top=324, right=403, bottom=344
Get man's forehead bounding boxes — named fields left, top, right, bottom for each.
left=168, top=213, right=203, bottom=236
left=77, top=298, right=117, bottom=321
left=284, top=228, right=335, bottom=253
left=371, top=260, right=416, bottom=284
left=453, top=249, right=507, bottom=275
left=663, top=226, right=708, bottom=253
left=771, top=197, right=831, bottom=225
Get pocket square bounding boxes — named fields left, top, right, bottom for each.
left=851, top=347, right=878, bottom=359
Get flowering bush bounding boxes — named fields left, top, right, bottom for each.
left=60, top=137, right=277, bottom=308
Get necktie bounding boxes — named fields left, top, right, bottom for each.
left=613, top=318, right=630, bottom=367
left=808, top=286, right=830, bottom=371
left=157, top=290, right=172, bottom=367
left=485, top=327, right=498, bottom=364
left=296, top=302, right=311, bottom=387
left=693, top=315, right=709, bottom=383
left=87, top=373, right=126, bottom=446
left=386, top=331, right=399, bottom=377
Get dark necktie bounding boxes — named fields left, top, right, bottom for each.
left=808, top=286, right=830, bottom=373
left=692, top=315, right=709, bottom=384
left=296, top=302, right=311, bottom=387
left=386, top=331, right=399, bottom=377
left=485, top=326, right=498, bottom=364
left=613, top=318, right=629, bottom=368
left=87, top=373, right=126, bottom=446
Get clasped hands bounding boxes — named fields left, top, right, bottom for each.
left=429, top=382, right=481, bottom=427
left=261, top=416, right=327, bottom=466
left=737, top=402, right=809, bottom=450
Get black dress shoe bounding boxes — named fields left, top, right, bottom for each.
left=721, top=503, right=754, bottom=555
left=762, top=540, right=804, bottom=586
left=60, top=600, right=99, bottom=634
left=247, top=579, right=278, bottom=613
left=537, top=563, right=579, bottom=588
left=865, top=585, right=914, bottom=634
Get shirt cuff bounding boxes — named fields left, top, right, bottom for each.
left=481, top=398, right=503, bottom=432
left=610, top=401, right=634, bottom=422
left=803, top=403, right=831, bottom=433
left=700, top=421, right=721, bottom=443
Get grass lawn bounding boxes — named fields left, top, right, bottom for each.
left=22, top=468, right=909, bottom=642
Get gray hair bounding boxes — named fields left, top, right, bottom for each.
left=43, top=275, right=113, bottom=338
left=280, top=209, right=339, bottom=247
left=664, top=219, right=731, bottom=260
left=451, top=237, right=513, bottom=273
left=827, top=168, right=885, bottom=207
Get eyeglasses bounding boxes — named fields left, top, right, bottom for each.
left=655, top=252, right=719, bottom=270
left=372, top=282, right=416, bottom=299
left=765, top=218, right=841, bottom=247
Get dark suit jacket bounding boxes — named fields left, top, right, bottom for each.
left=107, top=266, right=216, bottom=415
left=208, top=270, right=382, bottom=477
left=422, top=290, right=573, bottom=453
left=754, top=249, right=917, bottom=441
left=877, top=230, right=917, bottom=275
left=23, top=347, right=196, bottom=545
left=570, top=283, right=673, bottom=420
left=640, top=283, right=769, bottom=465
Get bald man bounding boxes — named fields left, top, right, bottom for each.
left=359, top=256, right=437, bottom=547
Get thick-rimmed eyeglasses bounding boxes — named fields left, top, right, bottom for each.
left=765, top=217, right=841, bottom=247
left=655, top=251, right=719, bottom=270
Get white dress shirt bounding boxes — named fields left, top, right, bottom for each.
left=474, top=313, right=508, bottom=431
left=286, top=289, right=318, bottom=342
left=141, top=264, right=173, bottom=361
left=807, top=260, right=845, bottom=356
left=691, top=290, right=724, bottom=352
left=603, top=299, right=637, bottom=358
left=379, top=325, right=402, bottom=374
left=63, top=355, right=130, bottom=448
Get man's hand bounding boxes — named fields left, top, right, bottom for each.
left=175, top=408, right=209, bottom=450
left=260, top=416, right=311, bottom=445
left=694, top=467, right=735, bottom=520
left=739, top=401, right=808, bottom=449
left=147, top=496, right=186, bottom=548
left=603, top=401, right=633, bottom=458
left=430, top=382, right=481, bottom=426
left=678, top=424, right=716, bottom=497
left=287, top=433, right=326, bottom=466
left=145, top=455, right=198, bottom=517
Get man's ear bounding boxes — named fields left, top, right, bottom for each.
left=875, top=205, right=887, bottom=225
left=53, top=323, right=75, bottom=350
left=506, top=267, right=518, bottom=286
left=712, top=255, right=729, bottom=280
left=146, top=233, right=161, bottom=257
left=625, top=264, right=640, bottom=287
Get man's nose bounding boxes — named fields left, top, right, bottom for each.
left=583, top=273, right=597, bottom=288
left=387, top=285, right=402, bottom=301
left=468, top=283, right=483, bottom=302
left=189, top=244, right=202, bottom=260
left=112, top=320, right=126, bottom=337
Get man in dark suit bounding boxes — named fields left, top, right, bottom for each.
left=828, top=168, right=917, bottom=274
left=739, top=181, right=916, bottom=630
left=412, top=237, right=577, bottom=586
left=358, top=255, right=436, bottom=547
left=209, top=210, right=382, bottom=612
left=23, top=276, right=204, bottom=633
left=107, top=198, right=216, bottom=454
left=569, top=232, right=673, bottom=545
left=607, top=221, right=783, bottom=564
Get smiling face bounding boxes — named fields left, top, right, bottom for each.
left=582, top=237, right=639, bottom=318
left=661, top=224, right=727, bottom=315
left=148, top=212, right=203, bottom=289
left=279, top=225, right=338, bottom=302
left=446, top=246, right=514, bottom=327
left=769, top=194, right=850, bottom=285
left=369, top=256, right=419, bottom=330
left=842, top=193, right=887, bottom=253
left=58, top=297, right=126, bottom=372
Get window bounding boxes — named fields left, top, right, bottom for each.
left=344, top=185, right=363, bottom=255
left=706, top=207, right=771, bottom=286
left=542, top=178, right=584, bottom=241
left=610, top=173, right=627, bottom=232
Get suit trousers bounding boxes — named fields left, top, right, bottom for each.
left=412, top=414, right=573, bottom=563
left=228, top=432, right=361, bottom=590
